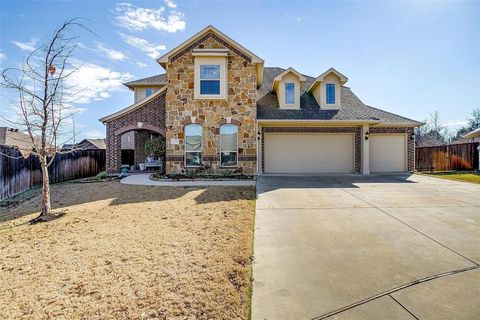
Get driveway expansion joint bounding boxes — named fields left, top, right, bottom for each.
left=389, top=295, right=419, bottom=320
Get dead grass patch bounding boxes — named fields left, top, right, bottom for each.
left=0, top=181, right=256, bottom=319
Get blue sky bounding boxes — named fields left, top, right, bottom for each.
left=0, top=0, right=479, bottom=140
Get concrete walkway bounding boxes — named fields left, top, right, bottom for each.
left=252, top=174, right=480, bottom=320
left=120, top=173, right=256, bottom=186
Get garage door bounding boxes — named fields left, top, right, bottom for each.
left=264, top=133, right=354, bottom=173
left=369, top=134, right=407, bottom=172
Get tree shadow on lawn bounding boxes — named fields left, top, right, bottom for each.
left=0, top=180, right=256, bottom=224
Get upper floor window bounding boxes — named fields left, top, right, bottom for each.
left=200, top=65, right=220, bottom=95
left=145, top=88, right=158, bottom=97
left=220, top=124, right=238, bottom=167
left=326, top=83, right=335, bottom=104
left=185, top=124, right=202, bottom=167
left=285, top=83, right=295, bottom=104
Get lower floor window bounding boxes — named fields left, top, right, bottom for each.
left=185, top=152, right=202, bottom=167
left=220, top=124, right=238, bottom=166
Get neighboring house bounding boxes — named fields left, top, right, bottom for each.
left=0, top=127, right=39, bottom=152
left=62, top=138, right=106, bottom=151
left=463, top=128, right=480, bottom=143
left=100, top=26, right=421, bottom=175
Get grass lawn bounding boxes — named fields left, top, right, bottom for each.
left=0, top=181, right=256, bottom=319
left=423, top=172, right=480, bottom=184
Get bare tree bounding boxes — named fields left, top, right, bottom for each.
left=415, top=111, right=451, bottom=147
left=1, top=18, right=88, bottom=223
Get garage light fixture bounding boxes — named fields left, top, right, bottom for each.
left=364, top=131, right=369, bottom=140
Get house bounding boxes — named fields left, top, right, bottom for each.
left=0, top=127, right=41, bottom=153
left=62, top=138, right=106, bottom=151
left=463, top=128, right=480, bottom=143
left=100, top=26, right=421, bottom=175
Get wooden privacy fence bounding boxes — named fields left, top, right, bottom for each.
left=415, top=142, right=479, bottom=172
left=0, top=146, right=106, bottom=201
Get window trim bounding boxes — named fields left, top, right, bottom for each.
left=194, top=56, right=227, bottom=100
left=325, top=83, right=336, bottom=105
left=184, top=124, right=203, bottom=168
left=219, top=124, right=238, bottom=167
left=284, top=82, right=295, bottom=105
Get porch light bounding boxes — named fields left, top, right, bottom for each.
left=364, top=131, right=369, bottom=140
left=137, top=122, right=144, bottom=129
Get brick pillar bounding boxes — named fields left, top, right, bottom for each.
left=134, top=130, right=150, bottom=165
left=106, top=123, right=121, bottom=173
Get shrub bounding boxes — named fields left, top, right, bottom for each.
left=96, top=171, right=107, bottom=180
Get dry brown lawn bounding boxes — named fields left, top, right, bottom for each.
left=0, top=180, right=256, bottom=320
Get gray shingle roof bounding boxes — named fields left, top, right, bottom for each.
left=257, top=67, right=421, bottom=124
left=124, top=74, right=167, bottom=88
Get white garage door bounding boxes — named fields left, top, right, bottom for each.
left=264, top=133, right=355, bottom=173
left=369, top=134, right=407, bottom=172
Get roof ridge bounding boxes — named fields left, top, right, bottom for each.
left=363, top=104, right=421, bottom=124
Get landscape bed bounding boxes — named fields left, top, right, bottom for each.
left=421, top=171, right=480, bottom=184
left=0, top=180, right=256, bottom=319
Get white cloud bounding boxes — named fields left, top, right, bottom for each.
left=0, top=51, right=6, bottom=63
left=164, top=0, right=177, bottom=8
left=12, top=37, right=39, bottom=51
left=445, top=120, right=468, bottom=128
left=95, top=42, right=127, bottom=61
left=135, top=62, right=148, bottom=68
left=119, top=33, right=166, bottom=59
left=65, top=59, right=133, bottom=104
left=82, top=129, right=105, bottom=139
left=115, top=2, right=185, bottom=32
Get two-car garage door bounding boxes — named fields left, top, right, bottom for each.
left=263, top=132, right=408, bottom=174
left=264, top=133, right=355, bottom=173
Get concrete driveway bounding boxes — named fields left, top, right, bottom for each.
left=252, top=174, right=480, bottom=320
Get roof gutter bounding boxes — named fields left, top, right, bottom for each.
left=257, top=119, right=383, bottom=125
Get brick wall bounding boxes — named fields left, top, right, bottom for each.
left=105, top=92, right=166, bottom=173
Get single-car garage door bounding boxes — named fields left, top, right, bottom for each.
left=369, top=134, right=407, bottom=172
left=264, top=133, right=354, bottom=173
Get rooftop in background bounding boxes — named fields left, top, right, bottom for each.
left=123, top=74, right=167, bottom=89
left=62, top=138, right=106, bottom=151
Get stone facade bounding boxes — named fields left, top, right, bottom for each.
left=369, top=127, right=415, bottom=171
left=105, top=92, right=166, bottom=172
left=164, top=32, right=257, bottom=174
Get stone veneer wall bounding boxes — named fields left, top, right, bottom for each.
left=369, top=127, right=415, bottom=171
left=164, top=33, right=257, bottom=174
left=105, top=92, right=166, bottom=173
left=261, top=127, right=362, bottom=173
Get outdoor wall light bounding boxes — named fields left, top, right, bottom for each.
left=364, top=131, right=370, bottom=140
left=410, top=133, right=415, bottom=141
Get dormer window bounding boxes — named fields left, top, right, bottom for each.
left=285, top=83, right=295, bottom=104
left=326, top=83, right=335, bottom=104
left=200, top=65, right=220, bottom=95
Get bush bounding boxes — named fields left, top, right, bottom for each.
left=96, top=171, right=107, bottom=180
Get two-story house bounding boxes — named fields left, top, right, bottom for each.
left=100, top=26, right=421, bottom=175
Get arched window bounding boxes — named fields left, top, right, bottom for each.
left=185, top=124, right=202, bottom=167
left=220, top=124, right=238, bottom=167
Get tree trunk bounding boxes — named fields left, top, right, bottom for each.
left=40, top=161, right=51, bottom=216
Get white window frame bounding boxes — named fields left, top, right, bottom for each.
left=219, top=124, right=238, bottom=167
left=184, top=124, right=203, bottom=168
left=194, top=56, right=227, bottom=100
left=284, top=82, right=295, bottom=105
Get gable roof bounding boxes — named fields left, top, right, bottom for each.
left=99, top=86, right=166, bottom=123
left=257, top=67, right=421, bottom=126
left=123, top=74, right=167, bottom=89
left=157, top=25, right=264, bottom=66
left=157, top=25, right=264, bottom=87
left=307, top=68, right=348, bottom=92
left=272, top=67, right=306, bottom=92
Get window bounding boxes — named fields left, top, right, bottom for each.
left=200, top=65, right=220, bottom=95
left=185, top=124, right=202, bottom=167
left=146, top=88, right=152, bottom=97
left=326, top=83, right=335, bottom=104
left=285, top=83, right=295, bottom=104
left=220, top=124, right=238, bottom=167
